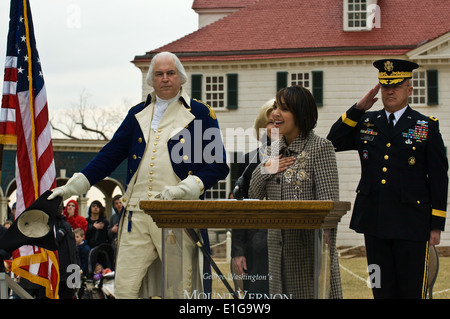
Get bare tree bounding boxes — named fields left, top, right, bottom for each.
left=50, top=89, right=130, bottom=140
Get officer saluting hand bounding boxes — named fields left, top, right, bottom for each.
left=327, top=59, right=448, bottom=299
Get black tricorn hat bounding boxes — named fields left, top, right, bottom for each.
left=0, top=190, right=62, bottom=255
left=373, top=58, right=419, bottom=86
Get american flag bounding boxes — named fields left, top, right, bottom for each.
left=1, top=0, right=59, bottom=299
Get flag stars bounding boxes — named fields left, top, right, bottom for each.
left=7, top=4, right=46, bottom=94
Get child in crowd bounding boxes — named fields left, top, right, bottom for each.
left=74, top=228, right=90, bottom=275
left=93, top=263, right=112, bottom=281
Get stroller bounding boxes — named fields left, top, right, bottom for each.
left=76, top=243, right=115, bottom=299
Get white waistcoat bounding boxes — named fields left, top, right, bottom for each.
left=124, top=96, right=194, bottom=211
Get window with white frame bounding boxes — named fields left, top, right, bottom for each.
left=204, top=180, right=228, bottom=200
left=344, top=0, right=380, bottom=31
left=205, top=75, right=225, bottom=109
left=409, top=71, right=427, bottom=106
left=344, top=0, right=367, bottom=31
left=290, top=72, right=311, bottom=89
left=348, top=0, right=367, bottom=28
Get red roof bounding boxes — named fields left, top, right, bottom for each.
left=192, top=0, right=257, bottom=10
left=134, top=0, right=450, bottom=62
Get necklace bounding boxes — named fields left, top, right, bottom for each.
left=282, top=134, right=312, bottom=192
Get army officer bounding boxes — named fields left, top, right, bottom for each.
left=327, top=59, right=448, bottom=299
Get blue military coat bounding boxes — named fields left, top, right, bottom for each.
left=81, top=92, right=229, bottom=194
left=80, top=91, right=229, bottom=295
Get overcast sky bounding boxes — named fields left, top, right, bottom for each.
left=0, top=0, right=198, bottom=113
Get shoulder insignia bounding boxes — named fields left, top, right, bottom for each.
left=430, top=116, right=438, bottom=122
left=193, top=98, right=217, bottom=120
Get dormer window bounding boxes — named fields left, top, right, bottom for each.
left=348, top=0, right=367, bottom=29
left=344, top=0, right=379, bottom=31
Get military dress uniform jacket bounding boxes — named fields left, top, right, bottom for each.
left=80, top=91, right=229, bottom=197
left=327, top=105, right=448, bottom=241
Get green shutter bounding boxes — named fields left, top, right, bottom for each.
left=312, top=71, right=324, bottom=107
left=276, top=71, right=288, bottom=92
left=227, top=73, right=238, bottom=110
left=427, top=70, right=438, bottom=105
left=191, top=74, right=202, bottom=100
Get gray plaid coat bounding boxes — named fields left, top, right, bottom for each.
left=249, top=132, right=343, bottom=299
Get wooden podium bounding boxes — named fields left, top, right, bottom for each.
left=140, top=200, right=350, bottom=299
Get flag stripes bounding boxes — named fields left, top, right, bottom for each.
left=1, top=0, right=59, bottom=299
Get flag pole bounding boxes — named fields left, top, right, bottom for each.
left=0, top=143, right=3, bottom=180
left=0, top=144, right=3, bottom=222
left=21, top=0, right=39, bottom=200
left=1, top=0, right=60, bottom=299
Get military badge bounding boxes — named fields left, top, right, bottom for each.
left=363, top=118, right=374, bottom=127
left=402, top=121, right=428, bottom=141
left=362, top=150, right=369, bottom=160
left=373, top=58, right=418, bottom=86
left=384, top=60, right=394, bottom=73
left=360, top=129, right=378, bottom=136
left=360, top=129, right=377, bottom=142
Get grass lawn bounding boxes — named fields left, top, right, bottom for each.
left=339, top=256, right=450, bottom=299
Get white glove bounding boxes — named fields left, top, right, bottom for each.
left=47, top=172, right=90, bottom=201
left=160, top=175, right=204, bottom=200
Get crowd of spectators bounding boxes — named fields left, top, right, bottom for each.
left=1, top=194, right=122, bottom=299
